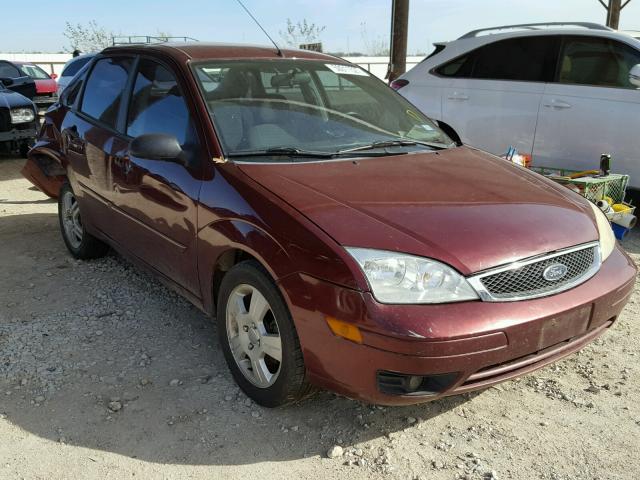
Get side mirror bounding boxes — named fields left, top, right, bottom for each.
left=130, top=133, right=183, bottom=163
left=50, top=73, right=58, bottom=80
left=0, top=77, right=14, bottom=87
left=629, top=64, right=640, bottom=87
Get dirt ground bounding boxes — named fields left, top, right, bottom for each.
left=0, top=155, right=639, bottom=480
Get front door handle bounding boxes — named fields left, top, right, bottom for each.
left=447, top=92, right=469, bottom=101
left=114, top=155, right=132, bottom=175
left=543, top=99, right=572, bottom=109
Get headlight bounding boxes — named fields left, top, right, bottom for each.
left=10, top=108, right=35, bottom=124
left=346, top=248, right=479, bottom=304
left=589, top=202, right=615, bottom=261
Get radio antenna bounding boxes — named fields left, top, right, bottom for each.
left=235, top=0, right=284, bottom=57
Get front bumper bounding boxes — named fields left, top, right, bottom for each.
left=33, top=94, right=58, bottom=107
left=0, top=126, right=37, bottom=143
left=279, top=244, right=636, bottom=405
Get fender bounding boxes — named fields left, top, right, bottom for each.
left=197, top=218, right=293, bottom=314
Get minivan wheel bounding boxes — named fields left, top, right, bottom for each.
left=58, top=182, right=109, bottom=259
left=217, top=260, right=314, bottom=407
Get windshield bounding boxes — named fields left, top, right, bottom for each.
left=20, top=64, right=51, bottom=80
left=192, top=59, right=452, bottom=160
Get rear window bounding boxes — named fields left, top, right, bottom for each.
left=62, top=57, right=92, bottom=78
left=19, top=64, right=51, bottom=80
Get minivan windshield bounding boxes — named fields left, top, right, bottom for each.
left=193, top=59, right=453, bottom=160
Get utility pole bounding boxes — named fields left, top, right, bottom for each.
left=386, top=0, right=409, bottom=83
left=598, top=0, right=633, bottom=29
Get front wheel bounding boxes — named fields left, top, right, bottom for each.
left=216, top=260, right=314, bottom=407
left=58, top=182, right=109, bottom=259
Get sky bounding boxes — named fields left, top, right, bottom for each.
left=2, top=0, right=640, bottom=54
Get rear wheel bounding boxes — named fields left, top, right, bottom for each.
left=217, top=260, right=314, bottom=407
left=58, top=182, right=109, bottom=259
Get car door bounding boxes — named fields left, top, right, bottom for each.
left=110, top=57, right=203, bottom=295
left=533, top=35, right=640, bottom=188
left=63, top=56, right=134, bottom=233
left=0, top=61, right=36, bottom=99
left=439, top=36, right=558, bottom=156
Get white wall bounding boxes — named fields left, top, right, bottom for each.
left=344, top=56, right=425, bottom=79
left=0, top=53, right=72, bottom=76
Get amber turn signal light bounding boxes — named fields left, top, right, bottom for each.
left=325, top=317, right=363, bottom=344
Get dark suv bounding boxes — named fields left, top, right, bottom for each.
left=0, top=80, right=37, bottom=157
left=22, top=43, right=636, bottom=407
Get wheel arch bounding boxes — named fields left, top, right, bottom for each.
left=198, top=219, right=293, bottom=315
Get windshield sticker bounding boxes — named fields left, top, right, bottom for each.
left=406, top=109, right=422, bottom=122
left=325, top=64, right=369, bottom=76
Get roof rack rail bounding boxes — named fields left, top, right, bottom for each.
left=111, top=36, right=199, bottom=46
left=459, top=22, right=612, bottom=39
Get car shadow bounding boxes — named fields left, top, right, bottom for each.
left=0, top=212, right=476, bottom=466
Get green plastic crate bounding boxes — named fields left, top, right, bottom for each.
left=530, top=166, right=629, bottom=204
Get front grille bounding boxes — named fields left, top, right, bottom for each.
left=469, top=243, right=600, bottom=301
left=0, top=109, right=10, bottom=132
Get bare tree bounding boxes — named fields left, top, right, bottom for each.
left=63, top=20, right=113, bottom=53
left=360, top=22, right=389, bottom=56
left=279, top=18, right=326, bottom=47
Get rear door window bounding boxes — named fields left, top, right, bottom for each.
left=557, top=36, right=640, bottom=88
left=80, top=57, right=132, bottom=129
left=437, top=36, right=558, bottom=82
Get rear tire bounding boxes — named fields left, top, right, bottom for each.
left=58, top=182, right=109, bottom=259
left=216, top=260, right=314, bottom=407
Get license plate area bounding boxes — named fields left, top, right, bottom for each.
left=538, top=304, right=592, bottom=350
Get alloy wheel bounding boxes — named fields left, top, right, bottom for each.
left=61, top=190, right=83, bottom=249
left=225, top=284, right=283, bottom=388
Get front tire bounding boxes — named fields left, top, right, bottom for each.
left=58, top=182, right=109, bottom=259
left=217, top=260, right=314, bottom=407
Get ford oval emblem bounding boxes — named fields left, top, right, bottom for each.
left=543, top=263, right=568, bottom=282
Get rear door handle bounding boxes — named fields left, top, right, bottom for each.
left=447, top=92, right=469, bottom=101
left=543, top=99, right=572, bottom=109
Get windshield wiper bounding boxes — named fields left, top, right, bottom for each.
left=336, top=139, right=449, bottom=154
left=228, top=147, right=336, bottom=159
left=229, top=146, right=405, bottom=160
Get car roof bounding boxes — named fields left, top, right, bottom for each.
left=101, top=42, right=346, bottom=64
left=449, top=25, right=637, bottom=46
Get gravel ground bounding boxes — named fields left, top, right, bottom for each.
left=1, top=155, right=639, bottom=480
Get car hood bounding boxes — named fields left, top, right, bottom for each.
left=0, top=88, right=33, bottom=109
left=34, top=79, right=57, bottom=94
left=237, top=147, right=598, bottom=275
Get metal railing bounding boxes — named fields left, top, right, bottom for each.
left=459, top=22, right=612, bottom=39
left=111, top=36, right=198, bottom=46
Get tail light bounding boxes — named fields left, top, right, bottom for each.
left=390, top=79, right=409, bottom=90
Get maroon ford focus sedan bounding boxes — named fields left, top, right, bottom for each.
left=22, top=43, right=636, bottom=407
